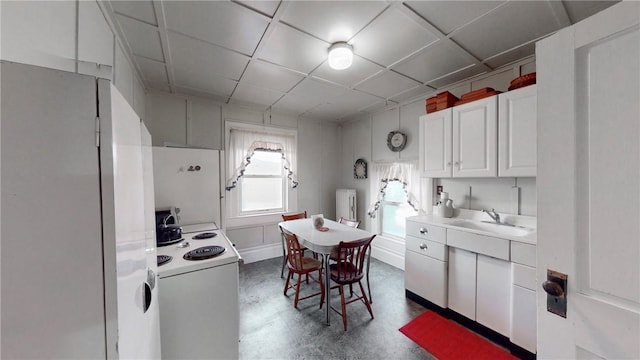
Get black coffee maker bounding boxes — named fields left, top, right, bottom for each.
left=155, top=208, right=183, bottom=246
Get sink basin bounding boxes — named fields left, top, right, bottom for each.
left=448, top=219, right=534, bottom=237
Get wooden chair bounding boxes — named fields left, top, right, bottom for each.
left=329, top=235, right=375, bottom=331
left=280, top=226, right=325, bottom=309
left=333, top=217, right=373, bottom=303
left=280, top=211, right=308, bottom=278
left=338, top=217, right=360, bottom=228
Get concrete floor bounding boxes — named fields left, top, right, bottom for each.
left=238, top=256, right=435, bottom=359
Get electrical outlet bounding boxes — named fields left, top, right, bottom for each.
left=436, top=185, right=443, bottom=195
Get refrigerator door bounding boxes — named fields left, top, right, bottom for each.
left=152, top=147, right=221, bottom=226
left=1, top=62, right=106, bottom=358
left=99, top=80, right=160, bottom=359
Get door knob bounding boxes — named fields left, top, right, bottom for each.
left=542, top=280, right=565, bottom=297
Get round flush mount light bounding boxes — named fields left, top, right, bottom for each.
left=328, top=42, right=353, bottom=70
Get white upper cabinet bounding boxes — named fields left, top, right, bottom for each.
left=452, top=96, right=498, bottom=177
left=498, top=85, right=537, bottom=177
left=420, top=110, right=452, bottom=177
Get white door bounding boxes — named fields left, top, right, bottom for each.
left=420, top=110, right=452, bottom=177
left=452, top=96, right=497, bottom=177
left=537, top=3, right=640, bottom=358
left=99, top=80, right=160, bottom=359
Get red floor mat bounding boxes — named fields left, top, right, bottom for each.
left=399, top=311, right=518, bottom=360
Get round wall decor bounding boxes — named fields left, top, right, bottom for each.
left=387, top=131, right=407, bottom=152
left=354, top=158, right=367, bottom=179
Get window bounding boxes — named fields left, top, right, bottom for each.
left=380, top=181, right=417, bottom=238
left=240, top=150, right=285, bottom=214
left=225, top=123, right=298, bottom=221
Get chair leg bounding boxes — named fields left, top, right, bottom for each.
left=366, top=270, right=372, bottom=304
left=281, top=255, right=287, bottom=279
left=294, top=273, right=302, bottom=308
left=359, top=281, right=374, bottom=320
left=339, top=285, right=347, bottom=331
left=319, top=269, right=325, bottom=309
left=283, top=269, right=292, bottom=295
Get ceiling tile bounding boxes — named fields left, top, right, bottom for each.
left=484, top=42, right=536, bottom=70
left=230, top=83, right=284, bottom=107
left=392, top=40, right=475, bottom=83
left=289, top=78, right=345, bottom=101
left=405, top=1, right=504, bottom=35
left=115, top=14, right=164, bottom=61
left=451, top=1, right=563, bottom=60
left=110, top=0, right=157, bottom=25
left=258, top=24, right=328, bottom=74
left=311, top=55, right=383, bottom=88
left=562, top=1, right=619, bottom=23
left=173, top=71, right=238, bottom=98
left=359, top=100, right=396, bottom=113
left=235, top=0, right=280, bottom=17
left=427, top=64, right=485, bottom=89
left=174, top=86, right=229, bottom=103
left=326, top=90, right=382, bottom=113
left=351, top=7, right=439, bottom=67
left=163, top=1, right=269, bottom=55
left=241, top=60, right=305, bottom=93
left=355, top=71, right=421, bottom=98
left=281, top=1, right=388, bottom=43
left=168, top=31, right=249, bottom=81
left=389, top=85, right=432, bottom=103
left=147, top=82, right=171, bottom=93
left=272, top=93, right=317, bottom=114
left=134, top=55, right=168, bottom=85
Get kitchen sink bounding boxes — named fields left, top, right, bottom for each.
left=448, top=219, right=534, bottom=237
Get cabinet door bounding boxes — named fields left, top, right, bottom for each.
left=511, top=285, right=537, bottom=353
left=405, top=251, right=448, bottom=307
left=498, top=85, right=537, bottom=177
left=476, top=254, right=511, bottom=336
left=447, top=247, right=477, bottom=320
left=419, top=110, right=452, bottom=177
left=452, top=96, right=497, bottom=177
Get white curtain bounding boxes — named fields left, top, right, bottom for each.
left=367, top=162, right=421, bottom=218
left=225, top=128, right=298, bottom=190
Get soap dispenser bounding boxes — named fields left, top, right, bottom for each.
left=435, top=192, right=454, bottom=218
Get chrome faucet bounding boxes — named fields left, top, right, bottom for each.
left=482, top=209, right=501, bottom=223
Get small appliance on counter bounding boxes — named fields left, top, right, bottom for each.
left=434, top=192, right=454, bottom=218
left=155, top=207, right=183, bottom=246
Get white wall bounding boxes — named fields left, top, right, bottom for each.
left=0, top=0, right=145, bottom=118
left=340, top=57, right=538, bottom=268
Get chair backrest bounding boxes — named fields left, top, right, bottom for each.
left=338, top=217, right=360, bottom=228
left=282, top=211, right=307, bottom=221
left=332, top=235, right=375, bottom=283
left=280, top=226, right=305, bottom=271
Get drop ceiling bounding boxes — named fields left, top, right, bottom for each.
left=104, top=0, right=617, bottom=122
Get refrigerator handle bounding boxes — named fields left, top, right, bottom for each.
left=142, top=282, right=152, bottom=313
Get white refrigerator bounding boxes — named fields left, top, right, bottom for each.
left=1, top=61, right=160, bottom=359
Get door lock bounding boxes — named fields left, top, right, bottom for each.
left=542, top=269, right=567, bottom=318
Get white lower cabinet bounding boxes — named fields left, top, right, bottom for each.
left=447, top=247, right=477, bottom=320
left=448, top=248, right=510, bottom=336
left=511, top=284, right=536, bottom=353
left=405, top=250, right=448, bottom=307
left=476, top=254, right=511, bottom=335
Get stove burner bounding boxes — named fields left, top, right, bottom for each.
left=183, top=245, right=226, bottom=261
left=193, top=232, right=217, bottom=240
left=157, top=255, right=173, bottom=266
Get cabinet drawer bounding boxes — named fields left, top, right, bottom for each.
left=511, top=242, right=536, bottom=267
left=405, top=251, right=448, bottom=308
left=406, top=221, right=446, bottom=243
left=512, top=263, right=537, bottom=290
left=447, top=229, right=510, bottom=260
left=406, top=236, right=448, bottom=261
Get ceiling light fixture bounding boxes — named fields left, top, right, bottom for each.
left=328, top=42, right=353, bottom=70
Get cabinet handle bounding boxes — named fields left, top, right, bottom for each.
left=419, top=244, right=428, bottom=250
left=419, top=227, right=428, bottom=234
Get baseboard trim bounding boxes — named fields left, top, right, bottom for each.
left=238, top=244, right=281, bottom=264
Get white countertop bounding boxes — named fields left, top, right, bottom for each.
left=407, top=209, right=537, bottom=245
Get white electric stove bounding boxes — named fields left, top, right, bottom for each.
left=157, top=223, right=240, bottom=359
